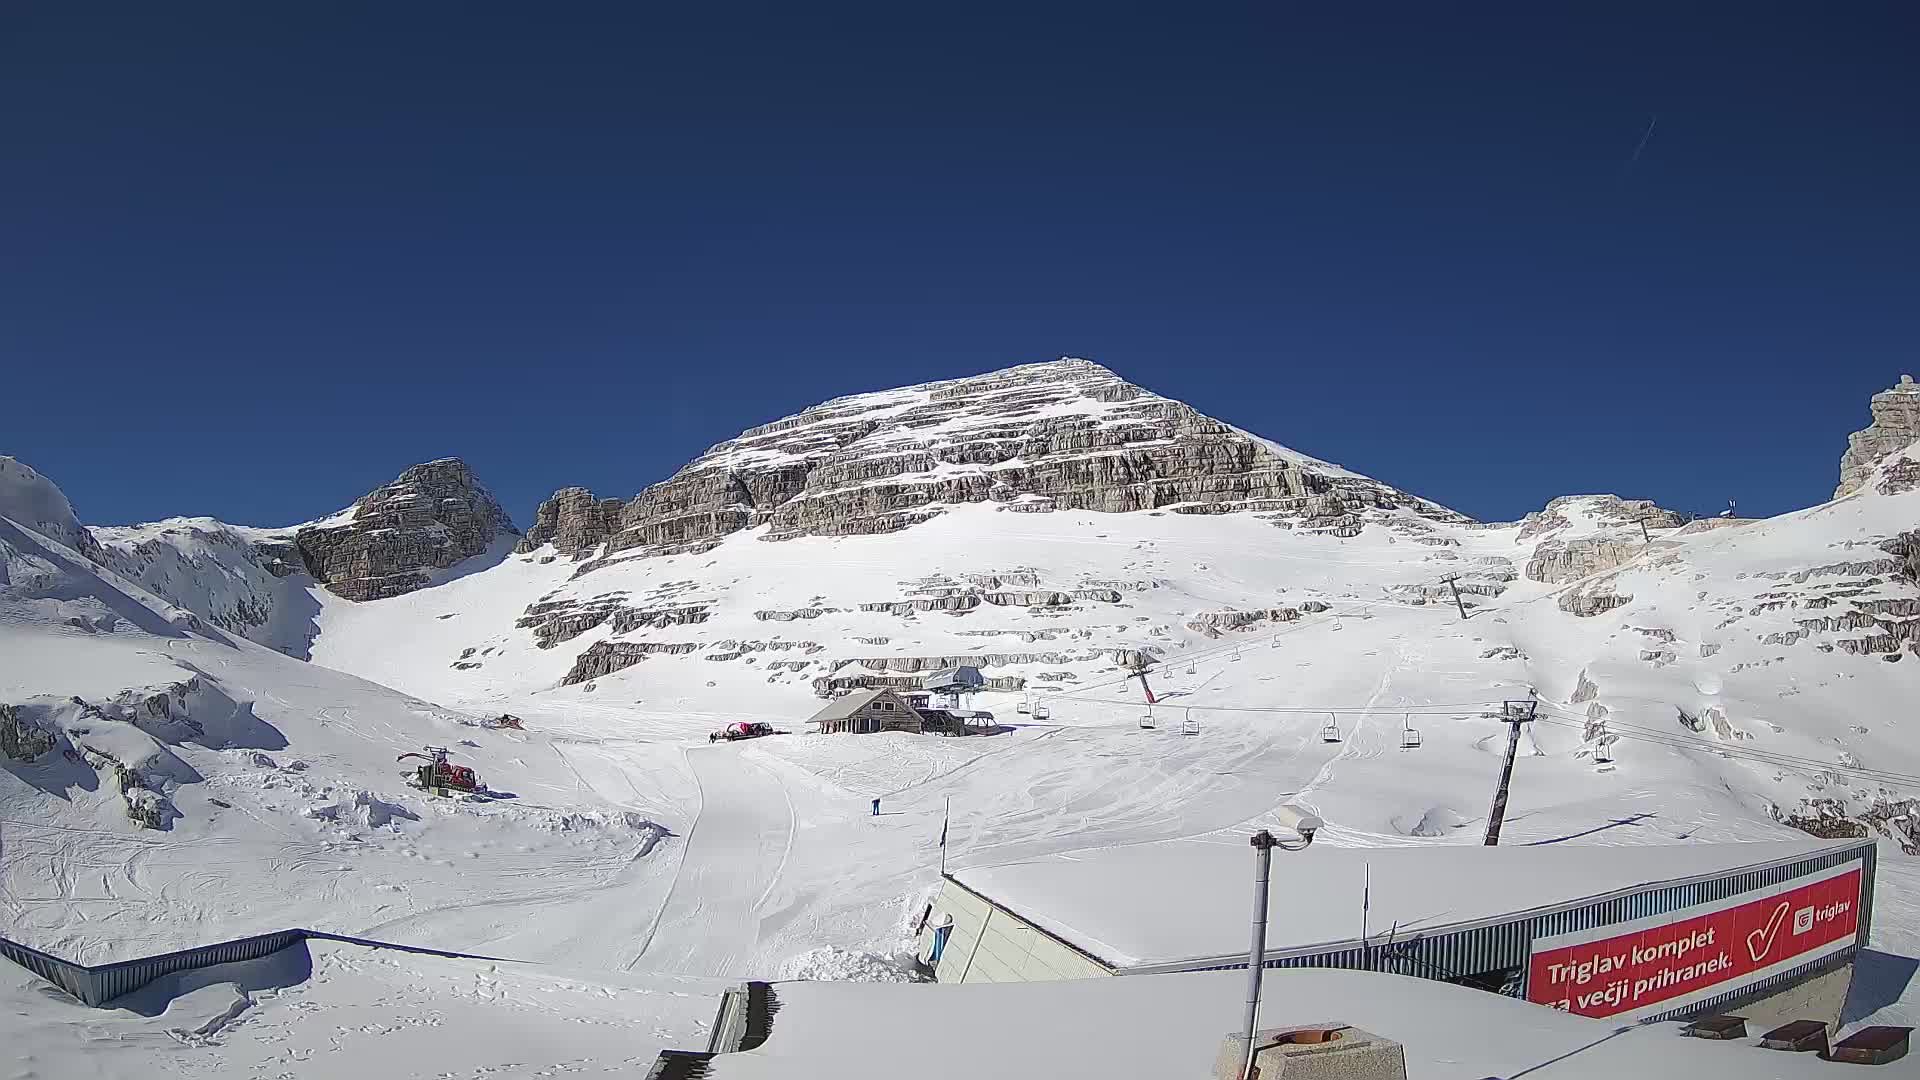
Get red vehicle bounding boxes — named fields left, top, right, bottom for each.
left=710, top=722, right=774, bottom=743
left=398, top=746, right=480, bottom=794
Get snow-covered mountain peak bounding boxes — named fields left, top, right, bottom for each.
left=291, top=457, right=518, bottom=601
left=0, top=455, right=103, bottom=562
left=515, top=357, right=1462, bottom=562
left=83, top=457, right=521, bottom=661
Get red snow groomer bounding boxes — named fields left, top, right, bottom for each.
left=399, top=746, right=480, bottom=795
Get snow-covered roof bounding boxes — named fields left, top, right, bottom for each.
left=699, top=966, right=1846, bottom=1080
left=922, top=665, right=984, bottom=691
left=952, top=837, right=1847, bottom=969
left=807, top=687, right=901, bottom=723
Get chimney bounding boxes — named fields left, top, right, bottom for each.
left=1214, top=1024, right=1408, bottom=1080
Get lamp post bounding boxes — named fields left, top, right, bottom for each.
left=1240, top=808, right=1320, bottom=1080
left=1241, top=830, right=1278, bottom=1080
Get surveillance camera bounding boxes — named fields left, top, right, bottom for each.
left=1273, top=804, right=1323, bottom=842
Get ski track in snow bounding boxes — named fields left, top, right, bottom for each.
left=629, top=748, right=796, bottom=977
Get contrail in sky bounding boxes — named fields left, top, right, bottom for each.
left=1628, top=114, right=1659, bottom=164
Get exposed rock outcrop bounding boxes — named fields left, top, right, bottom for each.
left=755, top=607, right=839, bottom=621
left=517, top=596, right=713, bottom=649
left=1776, top=800, right=1871, bottom=841
left=1836, top=375, right=1920, bottom=498
left=1558, top=578, right=1632, bottom=617
left=560, top=640, right=706, bottom=685
left=294, top=459, right=517, bottom=601
left=1525, top=537, right=1642, bottom=585
left=1186, top=608, right=1301, bottom=637
left=526, top=359, right=1464, bottom=563
left=821, top=647, right=1156, bottom=688
left=1877, top=451, right=1920, bottom=495
left=0, top=703, right=58, bottom=761
left=1782, top=797, right=1920, bottom=853
left=1884, top=529, right=1920, bottom=587
left=861, top=595, right=981, bottom=616
left=78, top=744, right=175, bottom=830
left=1570, top=670, right=1599, bottom=702
left=812, top=672, right=1027, bottom=697
left=612, top=605, right=712, bottom=634
left=515, top=486, right=626, bottom=556
left=1514, top=495, right=1683, bottom=542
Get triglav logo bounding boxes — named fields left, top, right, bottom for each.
left=1793, top=906, right=1815, bottom=936
left=1747, top=901, right=1790, bottom=962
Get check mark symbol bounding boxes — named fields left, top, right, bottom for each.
left=1748, top=901, right=1790, bottom=962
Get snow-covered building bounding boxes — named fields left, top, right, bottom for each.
left=807, top=688, right=925, bottom=734
left=669, top=964, right=1887, bottom=1080
left=916, top=838, right=1877, bottom=1028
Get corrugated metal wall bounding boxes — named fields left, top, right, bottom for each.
left=0, top=928, right=304, bottom=1007
left=0, top=928, right=524, bottom=1008
left=0, top=935, right=93, bottom=1004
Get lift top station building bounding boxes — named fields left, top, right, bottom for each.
left=918, top=837, right=1876, bottom=1026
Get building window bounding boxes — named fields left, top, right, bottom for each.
left=883, top=701, right=895, bottom=711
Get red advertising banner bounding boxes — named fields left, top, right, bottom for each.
left=1528, top=864, right=1861, bottom=1018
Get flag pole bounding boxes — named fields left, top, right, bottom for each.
left=939, top=796, right=950, bottom=875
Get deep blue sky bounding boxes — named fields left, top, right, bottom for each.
left=4, top=3, right=1915, bottom=527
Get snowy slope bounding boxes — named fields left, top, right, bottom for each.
left=91, top=517, right=322, bottom=657
left=3, top=364, right=1919, bottom=1073
left=0, top=490, right=681, bottom=969
left=279, top=367, right=1920, bottom=1000
left=0, top=937, right=725, bottom=1079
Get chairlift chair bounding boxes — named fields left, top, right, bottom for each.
left=1033, top=703, right=1050, bottom=720
left=1017, top=702, right=1031, bottom=715
left=1232, top=648, right=1242, bottom=662
left=1399, top=713, right=1421, bottom=750
left=1186, top=661, right=1196, bottom=675
left=1139, top=710, right=1156, bottom=730
left=1180, top=709, right=1200, bottom=736
left=1320, top=713, right=1341, bottom=743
